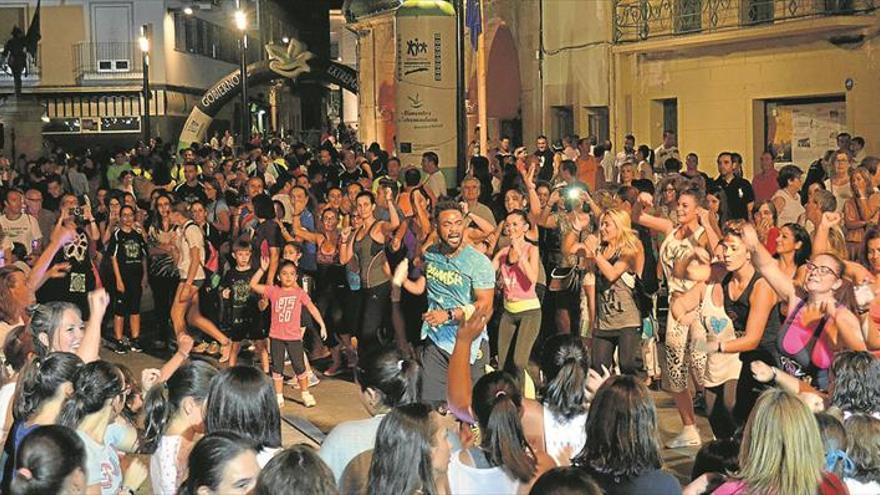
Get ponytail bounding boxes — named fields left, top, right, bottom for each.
left=58, top=361, right=122, bottom=428
left=541, top=335, right=590, bottom=420
left=473, top=371, right=536, bottom=483
left=355, top=349, right=422, bottom=410
left=141, top=360, right=217, bottom=454
left=484, top=392, right=536, bottom=482
left=12, top=353, right=83, bottom=422
left=545, top=359, right=588, bottom=420
left=141, top=383, right=171, bottom=454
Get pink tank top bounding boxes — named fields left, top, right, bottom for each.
left=499, top=245, right=538, bottom=303
left=779, top=299, right=835, bottom=371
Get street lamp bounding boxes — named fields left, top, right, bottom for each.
left=139, top=24, right=152, bottom=142
left=235, top=2, right=249, bottom=141
left=183, top=6, right=194, bottom=15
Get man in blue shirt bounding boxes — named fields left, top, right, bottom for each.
left=400, top=201, right=495, bottom=405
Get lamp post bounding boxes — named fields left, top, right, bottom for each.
left=235, top=2, right=249, bottom=142
left=138, top=24, right=152, bottom=142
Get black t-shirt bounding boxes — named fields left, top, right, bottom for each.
left=715, top=175, right=755, bottom=220
left=339, top=167, right=366, bottom=188
left=173, top=182, right=207, bottom=204
left=108, top=228, right=147, bottom=272
left=36, top=227, right=96, bottom=312
left=221, top=266, right=259, bottom=326
left=250, top=220, right=283, bottom=272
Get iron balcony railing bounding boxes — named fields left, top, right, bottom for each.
left=613, top=0, right=877, bottom=43
left=73, top=42, right=143, bottom=82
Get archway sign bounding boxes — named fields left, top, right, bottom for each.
left=178, top=38, right=358, bottom=149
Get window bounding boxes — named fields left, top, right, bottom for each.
left=173, top=12, right=238, bottom=64
left=675, top=0, right=702, bottom=34
left=743, top=0, right=774, bottom=25
left=551, top=106, right=574, bottom=144
left=662, top=99, right=678, bottom=136
left=586, top=106, right=610, bottom=143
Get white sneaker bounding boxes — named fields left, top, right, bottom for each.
left=301, top=391, right=317, bottom=408
left=665, top=426, right=702, bottom=449
left=276, top=393, right=285, bottom=409
left=392, top=258, right=409, bottom=287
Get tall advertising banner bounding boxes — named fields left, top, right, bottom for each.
left=395, top=1, right=457, bottom=186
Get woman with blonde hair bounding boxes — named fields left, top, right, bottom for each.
left=843, top=166, right=879, bottom=261
left=714, top=388, right=847, bottom=495
left=581, top=209, right=645, bottom=376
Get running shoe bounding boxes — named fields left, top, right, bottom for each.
left=301, top=391, right=317, bottom=408
left=129, top=339, right=143, bottom=353
left=665, top=426, right=702, bottom=449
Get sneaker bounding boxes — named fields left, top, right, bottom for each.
left=207, top=342, right=221, bottom=356
left=392, top=258, right=409, bottom=287
left=301, top=391, right=317, bottom=408
left=129, top=339, right=143, bottom=353
left=276, top=393, right=285, bottom=409
left=665, top=426, right=702, bottom=449
left=107, top=339, right=127, bottom=355
left=289, top=372, right=321, bottom=389
left=193, top=342, right=209, bottom=354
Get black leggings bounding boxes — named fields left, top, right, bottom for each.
left=359, top=282, right=391, bottom=353
left=148, top=273, right=179, bottom=341
left=591, top=327, right=644, bottom=377
left=270, top=339, right=306, bottom=377
left=706, top=380, right=738, bottom=440
left=315, top=283, right=348, bottom=346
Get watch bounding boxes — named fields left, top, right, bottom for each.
left=446, top=308, right=455, bottom=322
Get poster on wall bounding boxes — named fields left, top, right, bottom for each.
left=766, top=99, right=846, bottom=168
left=395, top=1, right=458, bottom=185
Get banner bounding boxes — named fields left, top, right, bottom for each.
left=178, top=38, right=358, bottom=149
left=395, top=0, right=458, bottom=180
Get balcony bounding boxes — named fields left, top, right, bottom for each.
left=73, top=42, right=143, bottom=84
left=613, top=0, right=878, bottom=52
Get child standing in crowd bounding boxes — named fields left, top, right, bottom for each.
left=107, top=205, right=148, bottom=354
left=221, top=240, right=265, bottom=369
left=250, top=256, right=327, bottom=408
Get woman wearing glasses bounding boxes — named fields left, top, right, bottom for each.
left=740, top=223, right=866, bottom=390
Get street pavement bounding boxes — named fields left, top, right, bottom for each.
left=104, top=344, right=711, bottom=490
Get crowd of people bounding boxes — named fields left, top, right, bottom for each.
left=0, top=127, right=876, bottom=494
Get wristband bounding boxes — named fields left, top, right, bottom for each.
left=447, top=309, right=455, bottom=322
left=120, top=486, right=135, bottom=495
left=771, top=367, right=778, bottom=382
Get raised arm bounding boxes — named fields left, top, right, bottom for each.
left=78, top=289, right=110, bottom=364
left=338, top=226, right=354, bottom=265
left=249, top=257, right=271, bottom=296
left=632, top=193, right=674, bottom=235
left=742, top=223, right=796, bottom=303
left=27, top=220, right=77, bottom=292
left=447, top=308, right=491, bottom=423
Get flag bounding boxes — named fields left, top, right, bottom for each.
left=25, top=0, right=41, bottom=58
left=465, top=0, right=482, bottom=51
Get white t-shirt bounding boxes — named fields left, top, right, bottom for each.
left=424, top=170, right=447, bottom=199
left=0, top=213, right=42, bottom=254
left=319, top=415, right=385, bottom=484
left=176, top=222, right=205, bottom=281
left=78, top=424, right=126, bottom=495
left=0, top=382, right=16, bottom=439
left=150, top=435, right=183, bottom=495
left=846, top=478, right=880, bottom=495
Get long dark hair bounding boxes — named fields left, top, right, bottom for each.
left=573, top=375, right=663, bottom=480
left=9, top=425, right=86, bottom=495
left=141, top=360, right=218, bottom=454
left=355, top=348, right=421, bottom=410
left=179, top=431, right=257, bottom=495
left=472, top=371, right=536, bottom=482
left=540, top=335, right=590, bottom=421
left=256, top=445, right=338, bottom=495
left=12, top=352, right=83, bottom=422
left=205, top=366, right=281, bottom=451
left=781, top=222, right=812, bottom=266
left=58, top=360, right=123, bottom=428
left=367, top=403, right=438, bottom=495
left=2, top=325, right=33, bottom=386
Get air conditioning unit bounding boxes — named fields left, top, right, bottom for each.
left=96, top=59, right=131, bottom=72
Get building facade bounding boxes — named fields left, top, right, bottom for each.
left=611, top=0, right=880, bottom=177
left=0, top=0, right=330, bottom=150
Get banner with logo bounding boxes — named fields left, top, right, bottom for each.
left=395, top=1, right=458, bottom=181
left=178, top=38, right=358, bottom=149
